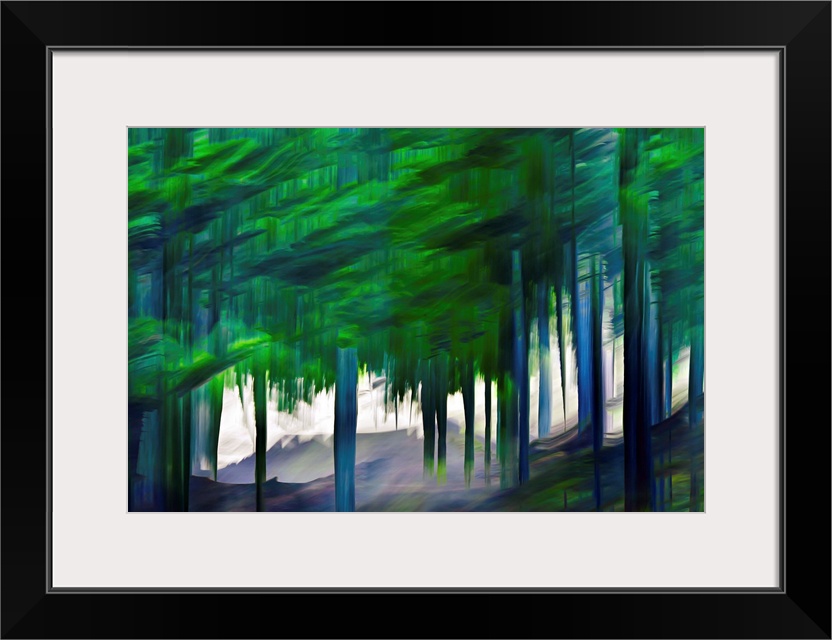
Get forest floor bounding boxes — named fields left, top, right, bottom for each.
left=189, top=395, right=704, bottom=512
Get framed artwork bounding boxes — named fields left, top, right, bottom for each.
left=2, top=1, right=829, bottom=638
left=126, top=124, right=704, bottom=516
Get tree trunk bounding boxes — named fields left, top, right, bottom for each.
left=497, top=305, right=517, bottom=488
left=665, top=322, right=673, bottom=419
left=496, top=377, right=502, bottom=471
left=127, top=403, right=144, bottom=511
left=253, top=355, right=268, bottom=512
left=461, top=359, right=475, bottom=487
left=554, top=259, right=568, bottom=426
left=435, top=352, right=449, bottom=484
left=208, top=375, right=224, bottom=481
left=569, top=130, right=586, bottom=433
left=645, top=286, right=662, bottom=431
left=655, top=302, right=665, bottom=425
left=163, top=389, right=183, bottom=511
left=334, top=346, right=358, bottom=512
left=484, top=378, right=492, bottom=485
left=183, top=235, right=195, bottom=486
left=206, top=231, right=224, bottom=480
left=591, top=256, right=605, bottom=510
left=500, top=372, right=518, bottom=489
left=181, top=394, right=192, bottom=512
left=620, top=128, right=653, bottom=512
left=512, top=250, right=530, bottom=484
left=421, top=359, right=435, bottom=478
left=161, top=237, right=185, bottom=511
left=576, top=271, right=592, bottom=432
left=537, top=282, right=552, bottom=438
left=688, top=314, right=704, bottom=429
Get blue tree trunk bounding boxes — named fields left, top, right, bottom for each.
left=688, top=311, right=704, bottom=428
left=334, top=346, right=358, bottom=512
left=554, top=260, right=568, bottom=426
left=537, top=282, right=552, bottom=438
left=496, top=376, right=502, bottom=472
left=645, top=284, right=662, bottom=430
left=500, top=372, right=519, bottom=489
left=512, top=250, right=530, bottom=484
left=181, top=394, right=192, bottom=513
left=128, top=403, right=144, bottom=511
left=576, top=273, right=593, bottom=432
left=569, top=130, right=585, bottom=433
left=638, top=268, right=656, bottom=511
left=655, top=302, right=665, bottom=426
left=591, top=257, right=605, bottom=510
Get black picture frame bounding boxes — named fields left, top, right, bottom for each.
left=2, top=2, right=829, bottom=638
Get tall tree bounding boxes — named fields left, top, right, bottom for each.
left=460, top=358, right=476, bottom=487
left=591, top=256, right=605, bottom=509
left=334, top=346, right=358, bottom=512
left=619, top=127, right=653, bottom=512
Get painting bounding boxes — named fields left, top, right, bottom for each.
left=128, top=127, right=704, bottom=512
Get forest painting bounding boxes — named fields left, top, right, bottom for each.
left=128, top=127, right=704, bottom=513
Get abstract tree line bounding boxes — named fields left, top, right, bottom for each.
left=128, top=127, right=704, bottom=512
